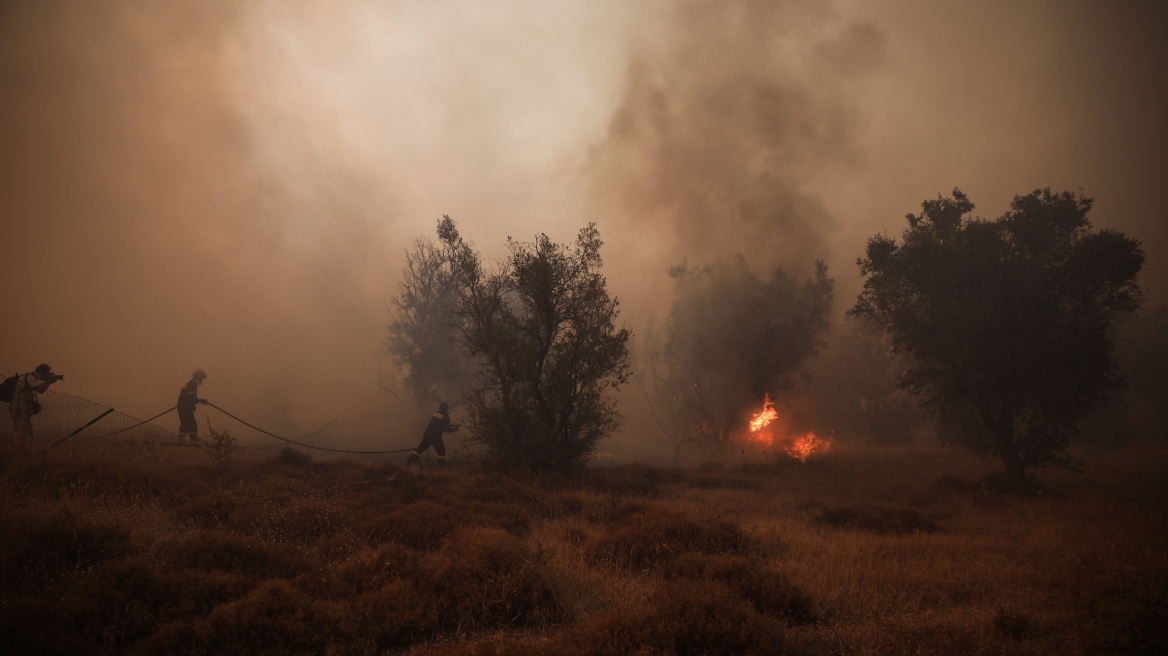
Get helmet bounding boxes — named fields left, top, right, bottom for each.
left=438, top=401, right=449, bottom=413
left=192, top=369, right=207, bottom=380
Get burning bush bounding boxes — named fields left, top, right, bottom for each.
left=640, top=254, right=833, bottom=453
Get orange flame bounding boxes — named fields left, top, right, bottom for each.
left=749, top=393, right=779, bottom=433
left=746, top=394, right=832, bottom=461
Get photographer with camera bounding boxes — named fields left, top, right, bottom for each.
left=8, top=364, right=62, bottom=440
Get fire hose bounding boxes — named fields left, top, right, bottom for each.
left=204, top=402, right=415, bottom=455
left=52, top=402, right=417, bottom=455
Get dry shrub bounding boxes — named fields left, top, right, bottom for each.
left=661, top=553, right=815, bottom=624
left=687, top=471, right=760, bottom=490
left=583, top=462, right=685, bottom=497
left=361, top=498, right=533, bottom=553
left=167, top=530, right=309, bottom=579
left=277, top=445, right=314, bottom=468
left=416, top=526, right=563, bottom=630
left=586, top=508, right=746, bottom=571
left=0, top=508, right=132, bottom=585
left=589, top=497, right=648, bottom=526
left=991, top=608, right=1030, bottom=641
left=2, top=557, right=171, bottom=654
left=18, top=458, right=213, bottom=501
left=362, top=499, right=461, bottom=551
left=173, top=490, right=241, bottom=526
left=415, top=636, right=552, bottom=655
left=139, top=578, right=342, bottom=656
left=269, top=496, right=343, bottom=543
left=312, top=541, right=420, bottom=599
left=557, top=579, right=789, bottom=656
left=816, top=503, right=939, bottom=534
left=348, top=527, right=562, bottom=647
left=313, top=531, right=366, bottom=563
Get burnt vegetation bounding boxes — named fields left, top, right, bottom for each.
left=1, top=439, right=1165, bottom=655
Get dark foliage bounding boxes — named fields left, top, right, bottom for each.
left=435, top=216, right=632, bottom=470
left=852, top=188, right=1144, bottom=487
left=642, top=254, right=833, bottom=451
left=384, top=232, right=475, bottom=406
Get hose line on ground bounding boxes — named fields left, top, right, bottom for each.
left=206, top=402, right=415, bottom=455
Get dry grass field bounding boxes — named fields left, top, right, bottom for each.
left=1, top=435, right=1165, bottom=655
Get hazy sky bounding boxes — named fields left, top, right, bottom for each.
left=2, top=0, right=1165, bottom=448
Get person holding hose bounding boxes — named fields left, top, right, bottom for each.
left=406, top=401, right=460, bottom=467
left=177, top=369, right=208, bottom=444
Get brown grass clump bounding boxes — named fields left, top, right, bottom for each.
left=166, top=530, right=310, bottom=579
left=815, top=502, right=940, bottom=534
left=2, top=438, right=1165, bottom=654
left=0, top=508, right=132, bottom=585
left=660, top=553, right=815, bottom=624
left=585, top=507, right=746, bottom=571
left=346, top=527, right=562, bottom=648
left=140, top=579, right=343, bottom=656
left=556, top=579, right=789, bottom=656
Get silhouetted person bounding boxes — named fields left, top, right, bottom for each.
left=407, top=401, right=460, bottom=467
left=9, top=364, right=61, bottom=440
left=177, top=369, right=208, bottom=444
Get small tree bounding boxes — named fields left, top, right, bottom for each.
left=383, top=230, right=474, bottom=407
left=852, top=188, right=1144, bottom=488
left=643, top=255, right=833, bottom=451
left=435, top=217, right=632, bottom=470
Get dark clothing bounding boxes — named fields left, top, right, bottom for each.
left=424, top=411, right=452, bottom=440
left=413, top=411, right=455, bottom=457
left=177, top=378, right=203, bottom=412
left=177, top=378, right=203, bottom=436
left=414, top=432, right=446, bottom=458
left=178, top=406, right=198, bottom=435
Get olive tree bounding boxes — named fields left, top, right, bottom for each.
left=431, top=217, right=631, bottom=470
left=852, top=188, right=1144, bottom=488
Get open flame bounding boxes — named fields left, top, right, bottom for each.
left=746, top=393, right=831, bottom=461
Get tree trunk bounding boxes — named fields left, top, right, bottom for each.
left=992, top=409, right=1028, bottom=492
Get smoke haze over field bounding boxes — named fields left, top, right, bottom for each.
left=2, top=0, right=1165, bottom=451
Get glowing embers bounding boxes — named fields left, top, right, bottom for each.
left=746, top=393, right=831, bottom=461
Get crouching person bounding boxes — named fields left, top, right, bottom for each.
left=406, top=402, right=460, bottom=467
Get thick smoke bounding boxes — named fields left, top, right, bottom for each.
left=589, top=1, right=883, bottom=320
left=2, top=0, right=1165, bottom=457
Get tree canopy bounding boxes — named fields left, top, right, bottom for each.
left=428, top=217, right=632, bottom=470
left=851, top=188, right=1144, bottom=487
left=642, top=255, right=833, bottom=451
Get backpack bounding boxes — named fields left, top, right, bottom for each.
left=0, top=374, right=20, bottom=403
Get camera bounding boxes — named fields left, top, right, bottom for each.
left=53, top=374, right=65, bottom=381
